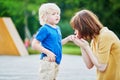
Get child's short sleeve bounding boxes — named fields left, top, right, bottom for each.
left=35, top=27, right=48, bottom=42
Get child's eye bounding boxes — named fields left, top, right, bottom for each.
left=52, top=13, right=55, bottom=15
left=57, top=12, right=59, bottom=15
left=51, top=12, right=59, bottom=15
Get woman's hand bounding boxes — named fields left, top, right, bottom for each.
left=73, top=37, right=89, bottom=48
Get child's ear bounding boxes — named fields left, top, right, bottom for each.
left=41, top=15, right=45, bottom=19
left=41, top=16, right=45, bottom=23
left=43, top=14, right=47, bottom=22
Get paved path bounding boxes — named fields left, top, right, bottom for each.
left=0, top=54, right=96, bottom=80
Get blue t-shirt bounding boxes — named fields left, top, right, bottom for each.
left=35, top=24, right=62, bottom=64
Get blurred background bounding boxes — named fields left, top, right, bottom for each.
left=0, top=0, right=120, bottom=55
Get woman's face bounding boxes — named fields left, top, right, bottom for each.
left=74, top=29, right=81, bottom=39
left=74, top=29, right=89, bottom=40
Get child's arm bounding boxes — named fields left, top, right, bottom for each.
left=31, top=38, right=56, bottom=62
left=62, top=35, right=75, bottom=45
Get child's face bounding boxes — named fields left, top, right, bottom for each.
left=46, top=10, right=60, bottom=26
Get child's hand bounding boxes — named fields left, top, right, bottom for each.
left=67, top=35, right=75, bottom=41
left=47, top=52, right=56, bottom=62
left=62, top=34, right=75, bottom=45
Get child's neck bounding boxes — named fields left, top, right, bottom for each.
left=46, top=23, right=57, bottom=28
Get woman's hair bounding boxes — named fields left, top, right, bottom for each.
left=39, top=3, right=61, bottom=25
left=70, top=9, right=103, bottom=40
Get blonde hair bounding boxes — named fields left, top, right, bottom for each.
left=70, top=9, right=103, bottom=39
left=39, top=3, right=61, bottom=25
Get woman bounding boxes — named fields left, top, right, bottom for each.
left=70, top=9, right=120, bottom=80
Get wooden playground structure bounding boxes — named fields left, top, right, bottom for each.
left=0, top=18, right=28, bottom=56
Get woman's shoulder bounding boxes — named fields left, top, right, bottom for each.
left=100, top=27, right=119, bottom=41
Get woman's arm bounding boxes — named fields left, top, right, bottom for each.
left=84, top=45, right=107, bottom=72
left=81, top=48, right=94, bottom=69
left=73, top=38, right=107, bottom=72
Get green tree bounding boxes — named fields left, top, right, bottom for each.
left=0, top=0, right=120, bottom=39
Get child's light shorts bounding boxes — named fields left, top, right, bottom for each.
left=39, top=57, right=59, bottom=80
